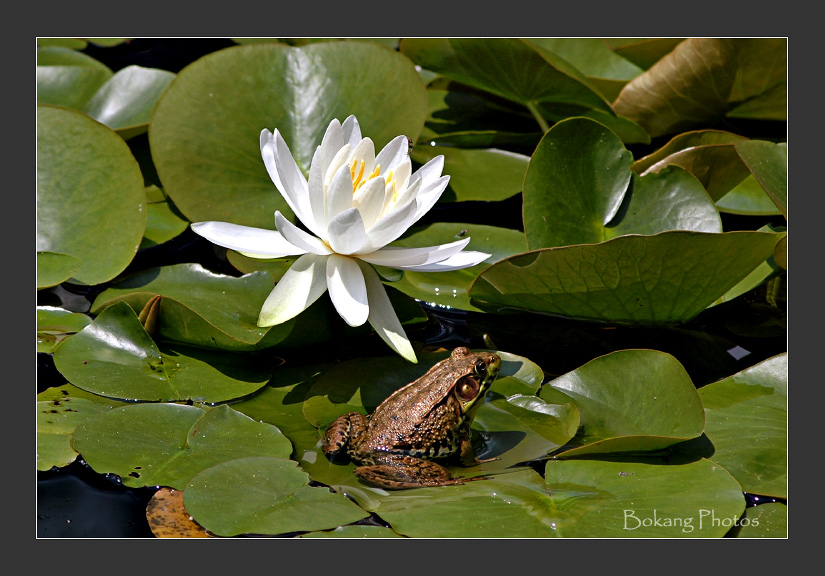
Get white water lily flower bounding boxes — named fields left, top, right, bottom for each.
left=191, top=115, right=491, bottom=362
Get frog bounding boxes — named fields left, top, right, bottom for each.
left=322, top=347, right=501, bottom=489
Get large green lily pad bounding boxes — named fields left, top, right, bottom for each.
left=140, top=185, right=190, bottom=249
left=37, top=384, right=124, bottom=471
left=539, top=349, right=704, bottom=456
left=184, top=456, right=369, bottom=537
left=53, top=302, right=274, bottom=402
left=150, top=41, right=428, bottom=228
left=543, top=458, right=746, bottom=537
left=90, top=263, right=300, bottom=351
left=698, top=353, right=787, bottom=498
left=37, top=105, right=146, bottom=286
left=72, top=403, right=293, bottom=489
left=469, top=230, right=782, bottom=325
left=523, top=118, right=721, bottom=249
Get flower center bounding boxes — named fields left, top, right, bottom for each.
left=350, top=159, right=396, bottom=199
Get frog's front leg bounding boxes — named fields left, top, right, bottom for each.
left=354, top=454, right=486, bottom=490
left=322, top=412, right=367, bottom=459
left=458, top=432, right=499, bottom=467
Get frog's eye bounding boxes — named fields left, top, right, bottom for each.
left=474, top=360, right=487, bottom=376
left=456, top=375, right=480, bottom=402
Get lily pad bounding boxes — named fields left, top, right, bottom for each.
left=613, top=39, right=737, bottom=138
left=298, top=525, right=403, bottom=538
left=184, top=456, right=369, bottom=537
left=90, top=263, right=298, bottom=350
left=698, top=353, right=787, bottom=498
left=37, top=105, right=146, bottom=285
left=146, top=487, right=212, bottom=538
left=735, top=141, right=787, bottom=218
left=72, top=403, right=293, bottom=489
left=726, top=38, right=787, bottom=120
left=36, top=48, right=112, bottom=109
left=36, top=384, right=124, bottom=471
left=715, top=174, right=783, bottom=216
left=524, top=118, right=721, bottom=249
left=539, top=349, right=704, bottom=456
left=411, top=144, right=528, bottom=202
left=543, top=458, right=746, bottom=537
left=36, top=252, right=83, bottom=290
left=140, top=186, right=190, bottom=249
left=388, top=223, right=528, bottom=312
left=83, top=66, right=175, bottom=138
left=36, top=306, right=91, bottom=353
left=472, top=396, right=580, bottom=469
left=469, top=230, right=782, bottom=325
left=401, top=38, right=613, bottom=123
left=150, top=41, right=428, bottom=228
left=605, top=38, right=685, bottom=70
left=53, top=301, right=274, bottom=402
left=733, top=503, right=787, bottom=538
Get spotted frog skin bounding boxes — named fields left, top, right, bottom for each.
left=322, top=347, right=501, bottom=489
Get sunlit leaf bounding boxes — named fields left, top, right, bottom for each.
left=543, top=458, right=746, bottom=537
left=36, top=385, right=124, bottom=471
left=37, top=105, right=146, bottom=285
left=36, top=252, right=83, bottom=290
left=54, top=302, right=274, bottom=402
left=36, top=306, right=91, bottom=353
left=140, top=186, right=190, bottom=249
left=73, top=404, right=293, bottom=489
left=735, top=141, right=787, bottom=217
left=470, top=231, right=782, bottom=325
left=540, top=349, right=704, bottom=456
left=90, top=263, right=304, bottom=351
left=698, top=353, right=787, bottom=498
left=184, top=456, right=369, bottom=537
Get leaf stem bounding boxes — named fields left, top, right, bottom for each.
left=526, top=101, right=551, bottom=133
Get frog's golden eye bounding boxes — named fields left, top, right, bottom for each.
left=456, top=375, right=480, bottom=402
left=474, top=360, right=487, bottom=376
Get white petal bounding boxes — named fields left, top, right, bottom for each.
left=258, top=254, right=328, bottom=326
left=191, top=221, right=305, bottom=257
left=361, top=199, right=418, bottom=252
left=261, top=130, right=309, bottom=225
left=375, top=135, right=410, bottom=174
left=409, top=155, right=445, bottom=189
left=326, top=254, right=369, bottom=327
left=274, top=211, right=331, bottom=256
left=306, top=145, right=328, bottom=238
left=324, top=144, right=351, bottom=191
left=388, top=171, right=421, bottom=212
left=273, top=130, right=312, bottom=224
left=399, top=250, right=491, bottom=272
left=342, top=115, right=362, bottom=149
left=327, top=207, right=368, bottom=255
left=358, top=238, right=471, bottom=268
left=389, top=157, right=412, bottom=197
left=352, top=176, right=386, bottom=229
left=319, top=119, right=345, bottom=171
left=412, top=175, right=450, bottom=223
left=349, top=137, right=376, bottom=174
left=358, top=260, right=417, bottom=363
left=325, top=162, right=355, bottom=224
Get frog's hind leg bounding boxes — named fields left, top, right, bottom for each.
left=322, top=412, right=367, bottom=459
left=354, top=455, right=483, bottom=490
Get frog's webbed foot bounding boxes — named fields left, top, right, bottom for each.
left=354, top=455, right=489, bottom=490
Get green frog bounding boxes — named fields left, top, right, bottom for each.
left=322, top=347, right=501, bottom=489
